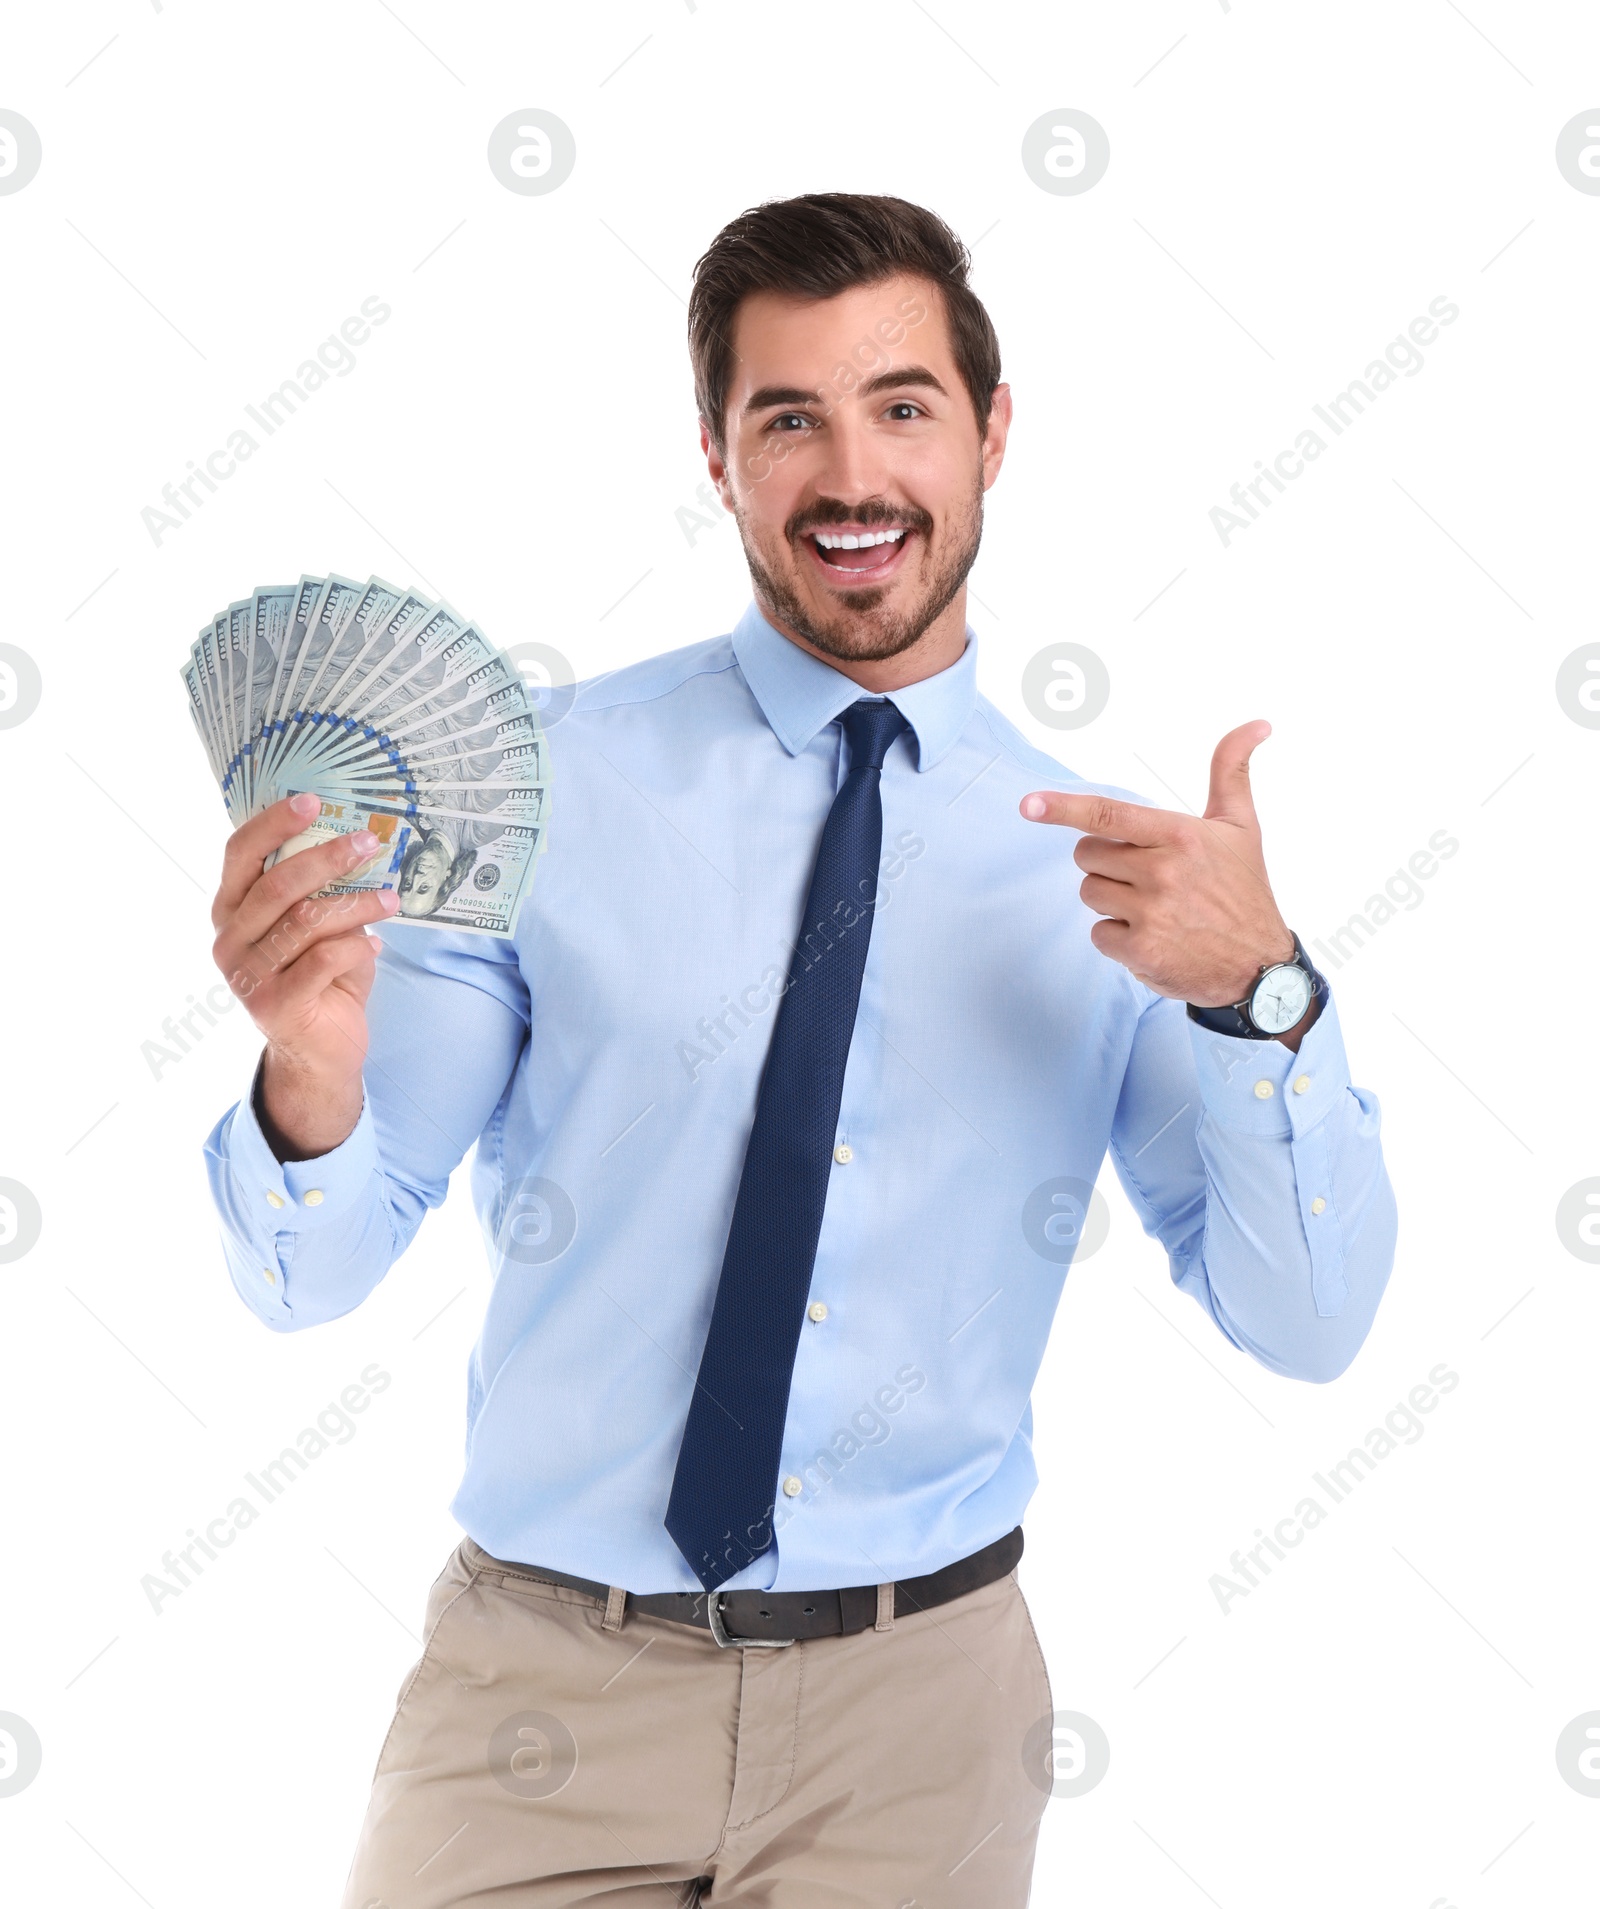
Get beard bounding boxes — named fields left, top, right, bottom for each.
left=735, top=473, right=985, bottom=665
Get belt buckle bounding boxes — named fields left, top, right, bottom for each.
left=705, top=1591, right=796, bottom=1649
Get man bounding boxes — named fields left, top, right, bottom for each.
left=205, top=193, right=1397, bottom=1907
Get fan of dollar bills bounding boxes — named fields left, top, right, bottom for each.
left=181, top=574, right=549, bottom=936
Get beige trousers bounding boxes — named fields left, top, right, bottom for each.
left=341, top=1536, right=1055, bottom=1907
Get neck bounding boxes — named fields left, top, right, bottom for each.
left=759, top=587, right=970, bottom=693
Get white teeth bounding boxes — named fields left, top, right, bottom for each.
left=812, top=528, right=908, bottom=550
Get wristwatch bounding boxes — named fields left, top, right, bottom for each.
left=1185, top=930, right=1328, bottom=1040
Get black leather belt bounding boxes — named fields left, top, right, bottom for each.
left=478, top=1525, right=1024, bottom=1648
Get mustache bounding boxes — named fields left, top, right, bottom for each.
left=786, top=498, right=935, bottom=541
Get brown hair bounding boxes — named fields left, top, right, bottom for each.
left=688, top=192, right=1002, bottom=452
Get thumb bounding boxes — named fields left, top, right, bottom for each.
left=1203, top=720, right=1271, bottom=825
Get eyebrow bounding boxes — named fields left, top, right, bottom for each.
left=741, top=365, right=950, bottom=414
left=859, top=365, right=948, bottom=400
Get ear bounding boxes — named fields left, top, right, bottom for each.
left=981, top=382, right=1012, bottom=493
left=701, top=420, right=732, bottom=508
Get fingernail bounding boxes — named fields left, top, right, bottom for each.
left=351, top=831, right=379, bottom=854
left=290, top=793, right=320, bottom=817
left=1021, top=795, right=1047, bottom=820
left=377, top=889, right=399, bottom=913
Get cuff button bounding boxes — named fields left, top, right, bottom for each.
left=261, top=1266, right=277, bottom=1285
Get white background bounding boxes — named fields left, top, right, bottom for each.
left=1, top=3, right=1596, bottom=1904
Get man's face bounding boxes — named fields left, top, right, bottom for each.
left=706, top=272, right=1010, bottom=666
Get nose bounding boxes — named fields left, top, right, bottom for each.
left=808, top=405, right=894, bottom=510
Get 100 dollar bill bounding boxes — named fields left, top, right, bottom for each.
left=268, top=792, right=537, bottom=935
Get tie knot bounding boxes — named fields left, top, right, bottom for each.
left=837, top=698, right=908, bottom=774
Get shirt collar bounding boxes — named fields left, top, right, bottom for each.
left=730, top=599, right=977, bottom=773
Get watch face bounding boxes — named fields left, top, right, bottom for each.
left=1251, top=962, right=1312, bottom=1034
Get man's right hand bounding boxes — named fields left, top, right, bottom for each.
left=211, top=792, right=400, bottom=1161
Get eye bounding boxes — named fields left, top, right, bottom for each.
left=767, top=412, right=812, bottom=433
left=884, top=401, right=924, bottom=421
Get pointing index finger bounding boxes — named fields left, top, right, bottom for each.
left=1020, top=789, right=1176, bottom=844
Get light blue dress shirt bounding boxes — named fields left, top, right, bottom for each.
left=204, top=602, right=1398, bottom=1594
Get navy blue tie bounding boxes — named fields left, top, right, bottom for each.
left=665, top=698, right=909, bottom=1593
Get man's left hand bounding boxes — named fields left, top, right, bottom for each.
left=1020, top=720, right=1304, bottom=1018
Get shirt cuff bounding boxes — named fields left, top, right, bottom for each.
left=224, top=1060, right=380, bottom=1229
left=1187, top=994, right=1354, bottom=1317
left=1187, top=990, right=1352, bottom=1139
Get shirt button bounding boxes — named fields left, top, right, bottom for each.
left=1310, top=1197, right=1327, bottom=1216
left=261, top=1267, right=277, bottom=1286
left=265, top=1191, right=285, bottom=1209
left=1293, top=1074, right=1311, bottom=1095
left=303, top=1189, right=324, bottom=1207
left=833, top=1144, right=853, bottom=1165
left=781, top=1475, right=803, bottom=1497
left=1253, top=1080, right=1275, bottom=1100
left=807, top=1301, right=829, bottom=1323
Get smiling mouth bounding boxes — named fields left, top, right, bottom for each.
left=802, top=525, right=914, bottom=582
